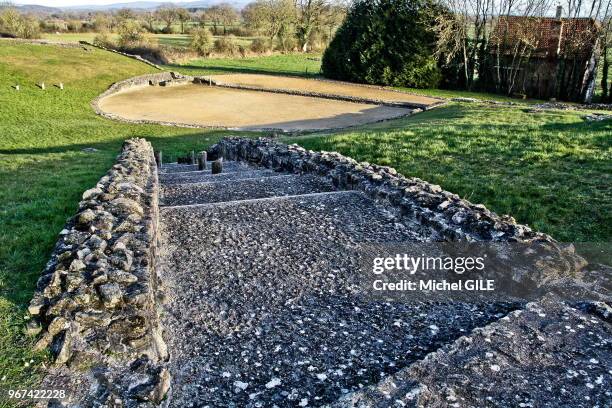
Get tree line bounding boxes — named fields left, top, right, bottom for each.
left=0, top=1, right=348, bottom=54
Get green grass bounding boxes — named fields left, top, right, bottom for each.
left=285, top=104, right=611, bottom=242
left=42, top=32, right=193, bottom=48
left=42, top=32, right=259, bottom=49
left=0, top=41, right=255, bottom=404
left=171, top=53, right=323, bottom=77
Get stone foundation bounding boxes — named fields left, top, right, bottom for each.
left=28, top=138, right=169, bottom=406
left=211, top=137, right=549, bottom=243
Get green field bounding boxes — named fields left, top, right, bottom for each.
left=42, top=32, right=258, bottom=49
left=0, top=40, right=610, bottom=402
left=171, top=53, right=323, bottom=77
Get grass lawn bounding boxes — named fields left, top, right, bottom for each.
left=42, top=32, right=259, bottom=49
left=170, top=53, right=323, bottom=77
left=42, top=32, right=193, bottom=48
left=285, top=105, right=611, bottom=242
left=0, top=41, right=251, bottom=403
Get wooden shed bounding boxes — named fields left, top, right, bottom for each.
left=486, top=13, right=600, bottom=102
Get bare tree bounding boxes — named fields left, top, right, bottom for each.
left=156, top=4, right=178, bottom=33
left=0, top=5, right=41, bottom=38
left=142, top=11, right=157, bottom=32
left=176, top=7, right=190, bottom=34
left=242, top=0, right=295, bottom=41
left=115, top=8, right=135, bottom=21
left=320, top=2, right=346, bottom=43
left=600, top=2, right=612, bottom=100
left=295, top=0, right=328, bottom=52
left=203, top=4, right=238, bottom=35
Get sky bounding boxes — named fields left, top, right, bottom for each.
left=16, top=0, right=180, bottom=6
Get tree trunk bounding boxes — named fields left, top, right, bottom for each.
left=601, top=44, right=609, bottom=101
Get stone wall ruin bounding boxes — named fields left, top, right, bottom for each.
left=28, top=138, right=169, bottom=406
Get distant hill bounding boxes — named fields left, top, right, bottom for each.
left=14, top=4, right=62, bottom=14
left=58, top=1, right=251, bottom=11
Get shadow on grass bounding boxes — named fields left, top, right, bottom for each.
left=0, top=130, right=264, bottom=157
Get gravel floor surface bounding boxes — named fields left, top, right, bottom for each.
left=158, top=162, right=517, bottom=407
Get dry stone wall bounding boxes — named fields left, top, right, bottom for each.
left=205, top=78, right=440, bottom=109
left=28, top=138, right=169, bottom=406
left=211, top=137, right=548, bottom=243
left=78, top=41, right=163, bottom=70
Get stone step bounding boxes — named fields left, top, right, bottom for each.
left=158, top=191, right=509, bottom=407
left=335, top=297, right=611, bottom=407
left=160, top=161, right=253, bottom=174
left=159, top=169, right=279, bottom=185
left=160, top=174, right=335, bottom=206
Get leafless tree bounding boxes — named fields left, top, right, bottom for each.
left=242, top=0, right=295, bottom=41
left=176, top=8, right=191, bottom=34
left=295, top=0, right=328, bottom=52
left=156, top=4, right=178, bottom=32
left=203, top=4, right=239, bottom=35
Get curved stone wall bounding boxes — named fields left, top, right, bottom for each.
left=92, top=73, right=422, bottom=132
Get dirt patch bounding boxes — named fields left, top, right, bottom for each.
left=97, top=83, right=413, bottom=131
left=210, top=74, right=440, bottom=107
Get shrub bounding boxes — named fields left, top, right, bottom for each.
left=275, top=34, right=296, bottom=52
left=40, top=19, right=67, bottom=33
left=190, top=27, right=213, bottom=56
left=160, top=25, right=175, bottom=34
left=93, top=31, right=115, bottom=48
left=249, top=38, right=270, bottom=53
left=117, top=19, right=146, bottom=47
left=238, top=45, right=246, bottom=58
left=119, top=44, right=168, bottom=65
left=225, top=26, right=256, bottom=37
left=213, top=35, right=238, bottom=55
left=66, top=19, right=82, bottom=32
left=321, top=0, right=443, bottom=89
left=0, top=8, right=41, bottom=39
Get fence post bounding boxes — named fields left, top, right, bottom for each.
left=211, top=159, right=222, bottom=174
left=198, top=151, right=207, bottom=170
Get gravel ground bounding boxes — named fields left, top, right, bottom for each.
left=160, top=174, right=335, bottom=206
left=97, top=84, right=413, bottom=131
left=338, top=296, right=612, bottom=408
left=157, top=161, right=610, bottom=407
left=158, top=163, right=517, bottom=407
left=160, top=169, right=279, bottom=185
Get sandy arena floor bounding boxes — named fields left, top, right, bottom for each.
left=97, top=84, right=413, bottom=131
left=210, top=74, right=440, bottom=107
